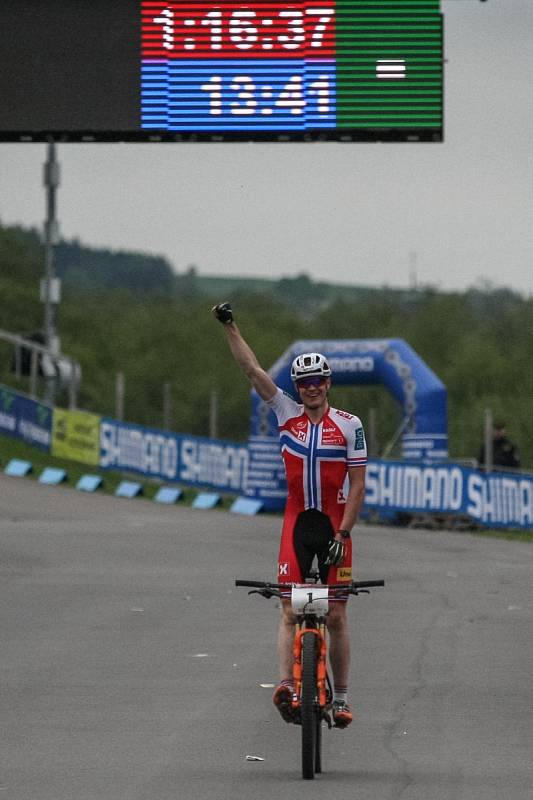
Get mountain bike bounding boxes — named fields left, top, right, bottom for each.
left=235, top=575, right=385, bottom=780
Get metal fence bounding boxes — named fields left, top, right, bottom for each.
left=0, top=328, right=80, bottom=409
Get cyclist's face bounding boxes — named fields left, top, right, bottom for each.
left=296, top=376, right=330, bottom=408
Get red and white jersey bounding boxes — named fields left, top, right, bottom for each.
left=267, top=388, right=367, bottom=522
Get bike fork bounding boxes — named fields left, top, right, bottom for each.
left=291, top=622, right=328, bottom=711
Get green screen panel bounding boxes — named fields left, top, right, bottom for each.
left=336, top=0, right=443, bottom=136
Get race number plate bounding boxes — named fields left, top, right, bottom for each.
left=291, top=586, right=329, bottom=615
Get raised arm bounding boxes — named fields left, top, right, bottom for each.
left=212, top=303, right=277, bottom=402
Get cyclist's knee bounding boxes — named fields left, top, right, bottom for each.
left=281, top=598, right=296, bottom=626
left=326, top=602, right=347, bottom=632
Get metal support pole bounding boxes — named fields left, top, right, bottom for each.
left=42, top=140, right=61, bottom=404
left=68, top=361, right=79, bottom=410
left=29, top=349, right=38, bottom=399
left=14, top=344, right=22, bottom=380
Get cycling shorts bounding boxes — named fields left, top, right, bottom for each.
left=277, top=508, right=352, bottom=596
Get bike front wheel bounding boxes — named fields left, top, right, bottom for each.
left=301, top=632, right=319, bottom=780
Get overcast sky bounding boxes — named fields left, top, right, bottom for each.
left=1, top=0, right=532, bottom=296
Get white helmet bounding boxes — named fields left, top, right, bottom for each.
left=291, top=352, right=331, bottom=382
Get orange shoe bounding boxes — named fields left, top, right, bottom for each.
left=273, top=683, right=295, bottom=723
left=332, top=700, right=353, bottom=728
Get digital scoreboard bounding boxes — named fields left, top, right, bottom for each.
left=0, top=1, right=443, bottom=142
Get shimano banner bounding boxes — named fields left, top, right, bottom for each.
left=364, top=460, right=533, bottom=530
left=0, top=383, right=52, bottom=451
left=244, top=447, right=533, bottom=530
left=99, top=418, right=248, bottom=493
left=249, top=338, right=448, bottom=464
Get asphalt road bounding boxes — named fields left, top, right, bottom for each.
left=1, top=473, right=532, bottom=800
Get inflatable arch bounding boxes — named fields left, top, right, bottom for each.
left=247, top=339, right=448, bottom=510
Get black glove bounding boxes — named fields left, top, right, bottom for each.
left=212, top=302, right=234, bottom=324
left=325, top=538, right=345, bottom=566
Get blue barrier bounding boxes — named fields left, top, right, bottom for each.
left=230, top=497, right=263, bottom=515
left=39, top=467, right=67, bottom=485
left=5, top=458, right=33, bottom=477
left=192, top=492, right=221, bottom=510
left=115, top=481, right=143, bottom=498
left=76, top=474, right=103, bottom=492
left=154, top=486, right=183, bottom=504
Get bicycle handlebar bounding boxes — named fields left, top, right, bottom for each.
left=235, top=579, right=385, bottom=592
left=330, top=580, right=385, bottom=590
left=235, top=580, right=285, bottom=589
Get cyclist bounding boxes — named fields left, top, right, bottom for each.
left=213, top=303, right=367, bottom=728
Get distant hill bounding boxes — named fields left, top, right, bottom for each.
left=179, top=265, right=427, bottom=315
left=54, top=238, right=176, bottom=295
left=0, top=220, right=485, bottom=309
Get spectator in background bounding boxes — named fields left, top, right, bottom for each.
left=479, top=420, right=521, bottom=470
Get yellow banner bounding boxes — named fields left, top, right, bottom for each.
left=52, top=408, right=101, bottom=465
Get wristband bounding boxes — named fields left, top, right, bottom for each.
left=337, top=529, right=351, bottom=539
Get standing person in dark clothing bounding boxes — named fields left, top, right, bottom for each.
left=479, top=420, right=521, bottom=470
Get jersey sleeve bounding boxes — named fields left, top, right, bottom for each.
left=346, top=416, right=368, bottom=468
left=332, top=410, right=367, bottom=467
left=266, top=387, right=302, bottom=426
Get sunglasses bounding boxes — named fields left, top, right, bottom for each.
left=296, top=376, right=328, bottom=389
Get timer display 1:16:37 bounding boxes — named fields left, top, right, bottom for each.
left=142, top=2, right=335, bottom=57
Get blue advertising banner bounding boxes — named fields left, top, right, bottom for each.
left=100, top=418, right=179, bottom=480
left=244, top=435, right=287, bottom=505
left=364, top=460, right=533, bottom=530
left=0, top=384, right=52, bottom=451
left=2, top=383, right=531, bottom=531
left=178, top=435, right=248, bottom=492
left=99, top=418, right=248, bottom=494
left=244, top=443, right=533, bottom=530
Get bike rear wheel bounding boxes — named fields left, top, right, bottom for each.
left=301, top=632, right=319, bottom=779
